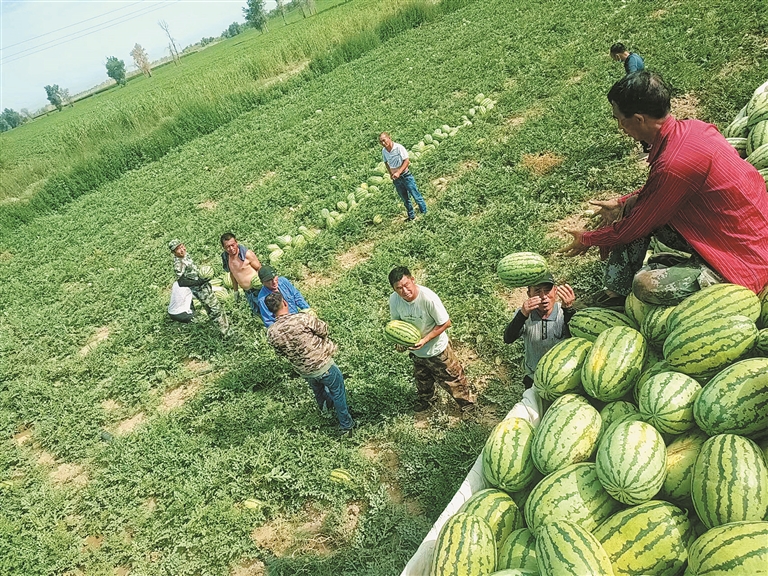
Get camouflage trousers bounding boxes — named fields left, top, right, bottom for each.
left=191, top=283, right=230, bottom=335
left=410, top=343, right=475, bottom=408
left=604, top=225, right=723, bottom=306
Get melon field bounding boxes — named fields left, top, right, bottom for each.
left=1, top=0, right=767, bottom=574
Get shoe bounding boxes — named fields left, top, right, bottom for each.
left=585, top=291, right=626, bottom=311
left=414, top=396, right=436, bottom=412
left=337, top=422, right=358, bottom=438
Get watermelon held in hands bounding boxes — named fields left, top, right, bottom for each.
left=384, top=320, right=421, bottom=347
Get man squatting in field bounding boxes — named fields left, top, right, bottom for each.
left=380, top=132, right=427, bottom=221
left=389, top=266, right=476, bottom=416
left=503, top=272, right=576, bottom=389
left=220, top=232, right=261, bottom=316
left=562, top=71, right=768, bottom=305
left=257, top=265, right=311, bottom=328
left=265, top=292, right=355, bottom=436
left=169, top=240, right=231, bottom=336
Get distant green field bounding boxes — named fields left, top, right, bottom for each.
left=1, top=0, right=766, bottom=574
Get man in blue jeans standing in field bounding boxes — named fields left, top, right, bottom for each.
left=380, top=132, right=427, bottom=221
left=265, top=292, right=355, bottom=437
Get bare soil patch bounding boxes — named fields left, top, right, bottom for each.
left=650, top=9, right=666, bottom=18
left=114, top=412, right=146, bottom=436
left=37, top=451, right=56, bottom=466
left=244, top=170, right=278, bottom=192
left=158, top=381, right=202, bottom=414
left=230, top=559, right=266, bottom=576
left=13, top=428, right=32, bottom=446
left=497, top=286, right=529, bottom=312
left=546, top=212, right=592, bottom=244
left=114, top=567, right=131, bottom=576
left=520, top=152, right=565, bottom=177
left=0, top=251, right=12, bottom=263
left=671, top=93, right=701, bottom=120
left=78, top=326, right=110, bottom=357
left=144, top=497, right=158, bottom=513
left=336, top=240, right=375, bottom=271
left=566, top=73, right=584, bottom=85
left=101, top=399, right=121, bottom=412
left=51, top=462, right=88, bottom=487
left=183, top=358, right=212, bottom=374
left=301, top=271, right=334, bottom=290
left=251, top=506, right=331, bottom=556
left=82, top=535, right=104, bottom=552
left=196, top=200, right=218, bottom=211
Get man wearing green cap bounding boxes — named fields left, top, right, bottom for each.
left=168, top=239, right=230, bottom=336
left=503, top=272, right=575, bottom=388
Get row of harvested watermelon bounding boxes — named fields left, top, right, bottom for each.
left=429, top=283, right=768, bottom=575
left=723, top=80, right=768, bottom=178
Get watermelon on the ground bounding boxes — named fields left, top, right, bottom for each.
left=597, top=401, right=639, bottom=445
left=458, top=489, right=524, bottom=546
left=691, top=433, right=768, bottom=528
left=658, top=430, right=708, bottom=506
left=496, top=528, right=538, bottom=573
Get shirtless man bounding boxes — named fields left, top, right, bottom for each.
left=220, top=232, right=262, bottom=316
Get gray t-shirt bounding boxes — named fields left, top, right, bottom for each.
left=389, top=285, right=449, bottom=358
left=516, top=303, right=566, bottom=378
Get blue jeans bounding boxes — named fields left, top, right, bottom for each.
left=305, top=363, right=354, bottom=430
left=393, top=172, right=427, bottom=219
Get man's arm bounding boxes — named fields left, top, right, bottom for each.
left=503, top=311, right=527, bottom=344
left=282, top=279, right=310, bottom=311
left=412, top=319, right=451, bottom=350
left=307, top=315, right=329, bottom=339
left=392, top=157, right=410, bottom=179
left=245, top=250, right=261, bottom=272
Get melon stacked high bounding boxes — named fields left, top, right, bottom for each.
left=429, top=272, right=768, bottom=576
left=723, top=79, right=768, bottom=184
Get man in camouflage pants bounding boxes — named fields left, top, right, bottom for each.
left=388, top=266, right=476, bottom=416
left=169, top=239, right=230, bottom=336
left=264, top=292, right=355, bottom=436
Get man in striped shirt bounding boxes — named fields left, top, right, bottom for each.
left=562, top=71, right=768, bottom=306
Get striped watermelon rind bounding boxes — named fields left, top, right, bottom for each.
left=638, top=371, right=701, bottom=434
left=524, top=462, right=620, bottom=533
left=582, top=326, right=647, bottom=402
left=759, top=285, right=768, bottom=329
left=747, top=119, right=768, bottom=156
left=665, top=283, right=761, bottom=332
left=593, top=500, right=694, bottom=576
left=686, top=521, right=768, bottom=575
left=482, top=418, right=537, bottom=492
left=634, top=359, right=674, bottom=405
left=658, top=430, right=708, bottom=505
left=497, top=253, right=548, bottom=288
left=535, top=520, right=615, bottom=576
left=722, top=115, right=750, bottom=138
left=533, top=337, right=592, bottom=401
left=640, top=305, right=674, bottom=350
left=597, top=401, right=639, bottom=445
left=384, top=320, right=421, bottom=346
left=595, top=420, right=667, bottom=505
left=430, top=512, right=497, bottom=576
left=624, top=291, right=650, bottom=330
left=531, top=394, right=601, bottom=475
left=496, top=528, right=538, bottom=573
left=693, top=358, right=768, bottom=438
left=458, top=488, right=524, bottom=546
left=569, top=308, right=634, bottom=342
left=756, top=328, right=768, bottom=355
left=746, top=142, right=768, bottom=170
left=663, top=314, right=758, bottom=379
left=691, top=434, right=768, bottom=529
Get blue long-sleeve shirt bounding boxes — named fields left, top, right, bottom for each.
left=257, top=276, right=309, bottom=327
left=624, top=52, right=645, bottom=74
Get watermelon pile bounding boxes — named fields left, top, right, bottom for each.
left=723, top=79, right=768, bottom=183
left=429, top=282, right=768, bottom=576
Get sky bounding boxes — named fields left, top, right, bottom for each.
left=0, top=0, right=267, bottom=111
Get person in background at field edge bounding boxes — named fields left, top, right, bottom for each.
left=257, top=265, right=311, bottom=328
left=168, top=281, right=195, bottom=323
left=610, top=42, right=645, bottom=75
left=503, top=272, right=576, bottom=389
left=265, top=292, right=355, bottom=437
left=380, top=132, right=427, bottom=221
left=169, top=239, right=230, bottom=336
left=560, top=71, right=768, bottom=306
left=220, top=232, right=261, bottom=316
left=388, top=266, right=476, bottom=417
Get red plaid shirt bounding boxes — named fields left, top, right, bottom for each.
left=583, top=116, right=768, bottom=294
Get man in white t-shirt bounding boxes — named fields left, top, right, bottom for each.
left=380, top=132, right=427, bottom=221
left=388, top=266, right=475, bottom=415
left=168, top=281, right=194, bottom=323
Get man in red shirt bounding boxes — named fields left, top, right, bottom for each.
left=562, top=71, right=768, bottom=306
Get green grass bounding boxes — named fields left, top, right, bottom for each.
left=1, top=0, right=767, bottom=574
